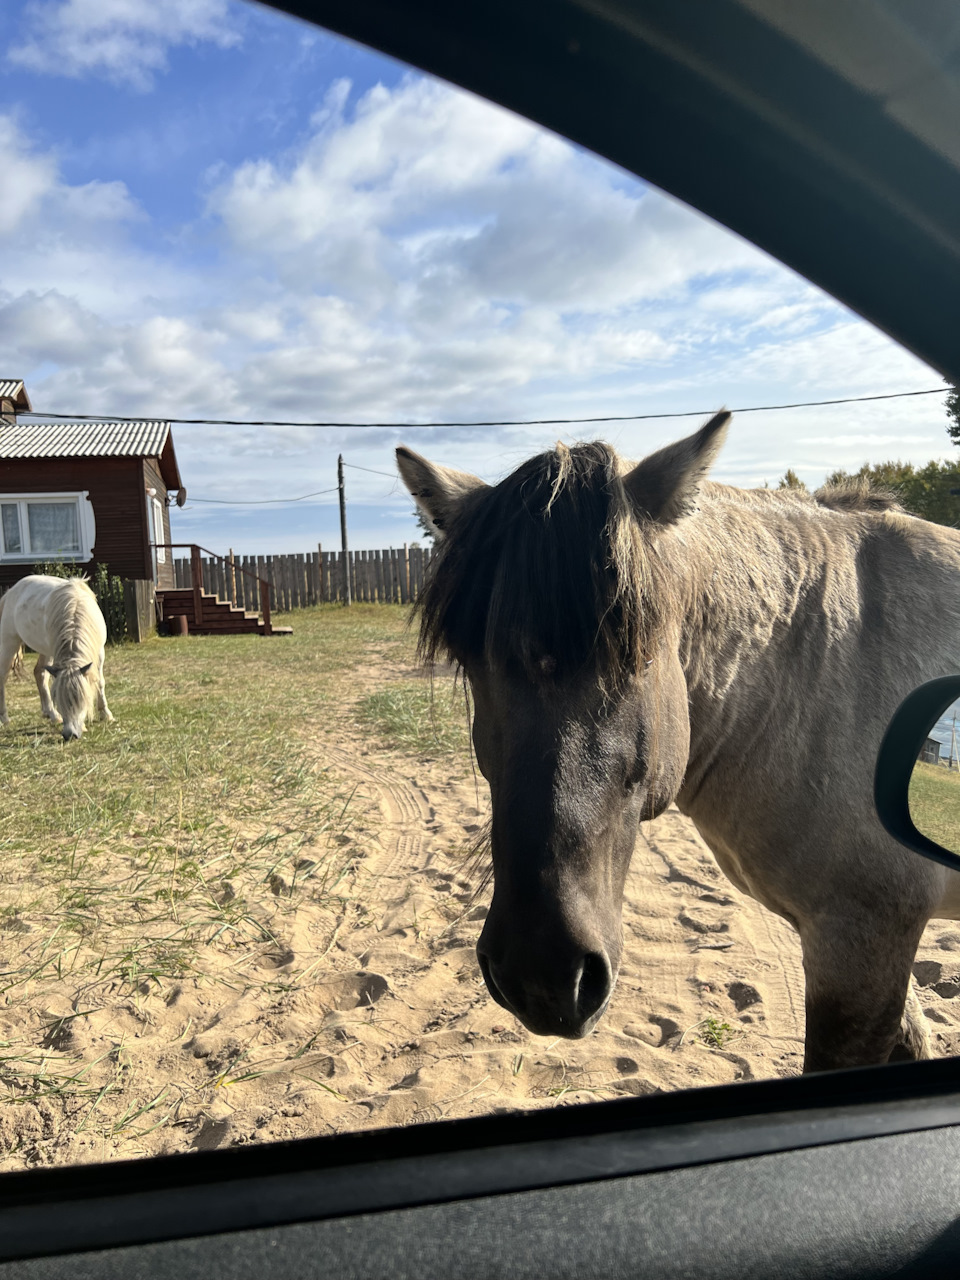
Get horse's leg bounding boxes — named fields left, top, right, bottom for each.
left=0, top=639, right=18, bottom=726
left=34, top=655, right=60, bottom=723
left=800, top=917, right=928, bottom=1072
left=890, top=975, right=932, bottom=1063
left=96, top=647, right=113, bottom=722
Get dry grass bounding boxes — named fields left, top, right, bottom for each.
left=910, top=761, right=960, bottom=854
left=0, top=604, right=413, bottom=1152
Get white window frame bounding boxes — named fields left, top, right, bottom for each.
left=0, top=492, right=96, bottom=562
left=152, top=497, right=166, bottom=565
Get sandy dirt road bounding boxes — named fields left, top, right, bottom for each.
left=4, top=652, right=960, bottom=1168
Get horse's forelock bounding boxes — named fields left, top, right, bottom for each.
left=52, top=663, right=96, bottom=722
left=416, top=442, right=664, bottom=682
left=46, top=580, right=101, bottom=727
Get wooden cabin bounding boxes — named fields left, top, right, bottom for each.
left=0, top=380, right=185, bottom=590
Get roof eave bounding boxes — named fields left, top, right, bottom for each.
left=158, top=431, right=184, bottom=493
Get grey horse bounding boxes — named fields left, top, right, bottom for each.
left=397, top=412, right=960, bottom=1072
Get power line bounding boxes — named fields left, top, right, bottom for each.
left=190, top=471, right=402, bottom=508
left=16, top=385, right=949, bottom=430
left=188, top=469, right=395, bottom=506
left=189, top=486, right=339, bottom=505
left=342, top=461, right=400, bottom=478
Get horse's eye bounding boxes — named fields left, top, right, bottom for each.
left=624, top=764, right=643, bottom=793
left=644, top=658, right=654, bottom=670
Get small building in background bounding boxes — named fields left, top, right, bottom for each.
left=919, top=737, right=942, bottom=766
left=0, top=380, right=185, bottom=592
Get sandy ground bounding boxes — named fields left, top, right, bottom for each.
left=4, top=655, right=960, bottom=1168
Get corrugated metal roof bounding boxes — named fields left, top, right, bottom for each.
left=0, top=380, right=31, bottom=409
left=0, top=419, right=170, bottom=460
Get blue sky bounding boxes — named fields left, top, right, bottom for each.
left=0, top=0, right=953, bottom=553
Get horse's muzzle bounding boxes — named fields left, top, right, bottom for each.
left=476, top=945, right=614, bottom=1039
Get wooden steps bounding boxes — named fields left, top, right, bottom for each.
left=156, top=588, right=291, bottom=637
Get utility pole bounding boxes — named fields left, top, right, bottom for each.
left=338, top=454, right=351, bottom=607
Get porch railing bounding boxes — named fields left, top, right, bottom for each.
left=152, top=543, right=272, bottom=635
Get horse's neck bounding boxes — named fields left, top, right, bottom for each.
left=664, top=499, right=855, bottom=737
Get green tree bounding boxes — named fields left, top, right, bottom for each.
left=778, top=468, right=807, bottom=491
left=823, top=459, right=960, bottom=527
left=946, top=383, right=960, bottom=447
left=412, top=505, right=436, bottom=542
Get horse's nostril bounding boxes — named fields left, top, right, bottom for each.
left=477, top=950, right=513, bottom=1013
left=576, top=951, right=612, bottom=1022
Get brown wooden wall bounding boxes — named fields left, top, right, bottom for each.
left=0, top=456, right=155, bottom=588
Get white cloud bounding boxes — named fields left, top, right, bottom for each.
left=1, top=73, right=947, bottom=548
left=211, top=76, right=763, bottom=316
left=0, top=115, right=56, bottom=235
left=797, top=434, right=942, bottom=446
left=8, top=0, right=240, bottom=90
left=728, top=319, right=934, bottom=393
left=0, top=113, right=171, bottom=325
left=0, top=290, right=113, bottom=364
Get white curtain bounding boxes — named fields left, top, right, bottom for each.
left=28, top=502, right=80, bottom=554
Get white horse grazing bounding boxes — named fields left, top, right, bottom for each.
left=0, top=575, right=113, bottom=741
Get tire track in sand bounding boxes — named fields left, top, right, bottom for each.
left=325, top=746, right=434, bottom=884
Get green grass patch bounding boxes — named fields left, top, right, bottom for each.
left=909, top=761, right=960, bottom=854
left=0, top=604, right=414, bottom=1124
left=357, top=679, right=471, bottom=758
left=699, top=1018, right=737, bottom=1050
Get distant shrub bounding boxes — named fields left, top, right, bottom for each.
left=32, top=559, right=80, bottom=580
left=32, top=560, right=128, bottom=644
left=822, top=459, right=960, bottom=527
left=91, top=564, right=127, bottom=645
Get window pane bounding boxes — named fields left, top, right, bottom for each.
left=1, top=503, right=21, bottom=553
left=153, top=499, right=166, bottom=563
left=27, top=502, right=80, bottom=554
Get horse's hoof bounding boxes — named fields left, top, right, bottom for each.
left=102, top=711, right=115, bottom=723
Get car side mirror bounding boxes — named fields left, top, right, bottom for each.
left=875, top=677, right=960, bottom=871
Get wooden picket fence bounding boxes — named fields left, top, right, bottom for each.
left=172, top=546, right=434, bottom=612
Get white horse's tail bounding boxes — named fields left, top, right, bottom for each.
left=0, top=592, right=24, bottom=675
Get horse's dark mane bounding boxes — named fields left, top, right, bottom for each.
left=813, top=478, right=905, bottom=513
left=416, top=442, right=662, bottom=683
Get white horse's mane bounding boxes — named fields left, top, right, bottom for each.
left=47, top=578, right=101, bottom=668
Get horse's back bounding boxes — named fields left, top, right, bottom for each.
left=2, top=576, right=103, bottom=657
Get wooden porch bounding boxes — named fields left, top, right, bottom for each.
left=154, top=544, right=292, bottom=637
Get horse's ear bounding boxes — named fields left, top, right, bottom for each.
left=79, top=662, right=92, bottom=676
left=623, top=410, right=731, bottom=525
left=396, top=446, right=488, bottom=539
